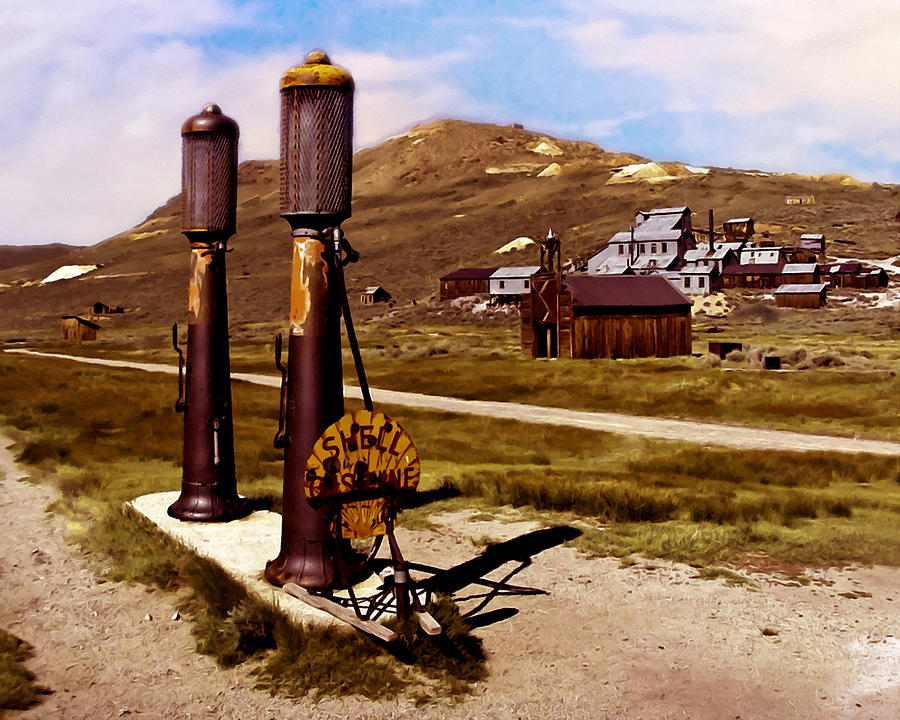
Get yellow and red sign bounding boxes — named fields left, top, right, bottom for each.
left=305, top=410, right=420, bottom=539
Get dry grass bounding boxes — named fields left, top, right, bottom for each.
left=0, top=629, right=50, bottom=710
left=1, top=344, right=898, bottom=700
left=0, top=354, right=487, bottom=702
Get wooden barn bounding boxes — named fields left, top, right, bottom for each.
left=60, top=316, right=100, bottom=342
left=774, top=284, right=827, bottom=308
left=360, top=285, right=391, bottom=305
left=439, top=267, right=498, bottom=300
left=521, top=274, right=692, bottom=359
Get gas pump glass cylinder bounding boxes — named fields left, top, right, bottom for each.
left=167, top=104, right=249, bottom=523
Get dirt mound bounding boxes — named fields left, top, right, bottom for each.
left=607, top=162, right=673, bottom=184
left=495, top=237, right=536, bottom=254
left=820, top=173, right=869, bottom=187
left=692, top=293, right=733, bottom=317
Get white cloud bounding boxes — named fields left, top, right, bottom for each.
left=559, top=0, right=900, bottom=178
left=581, top=111, right=653, bottom=140
left=0, top=3, right=473, bottom=245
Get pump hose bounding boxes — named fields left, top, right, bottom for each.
left=331, top=229, right=374, bottom=413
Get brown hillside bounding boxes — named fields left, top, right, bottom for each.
left=1, top=118, right=898, bottom=333
left=0, top=243, right=79, bottom=271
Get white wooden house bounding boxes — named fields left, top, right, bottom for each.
left=489, top=266, right=541, bottom=301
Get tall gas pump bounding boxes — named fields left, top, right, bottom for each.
left=264, top=52, right=355, bottom=589
left=168, top=104, right=249, bottom=522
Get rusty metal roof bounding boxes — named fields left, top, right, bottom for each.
left=774, top=283, right=827, bottom=294
left=60, top=315, right=101, bottom=329
left=642, top=206, right=690, bottom=216
left=823, top=263, right=862, bottom=274
left=782, top=263, right=818, bottom=274
left=564, top=274, right=691, bottom=309
left=631, top=254, right=679, bottom=270
left=491, top=265, right=541, bottom=278
left=440, top=267, right=499, bottom=280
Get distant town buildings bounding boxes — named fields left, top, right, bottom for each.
left=435, top=204, right=891, bottom=360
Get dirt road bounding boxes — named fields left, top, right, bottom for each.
left=2, top=435, right=899, bottom=719
left=5, top=349, right=899, bottom=456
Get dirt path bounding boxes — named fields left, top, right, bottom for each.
left=2, top=434, right=899, bottom=719
left=5, top=349, right=899, bottom=456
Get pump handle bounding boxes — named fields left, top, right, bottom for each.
left=172, top=323, right=186, bottom=412
left=273, top=333, right=288, bottom=449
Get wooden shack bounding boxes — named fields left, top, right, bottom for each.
left=866, top=268, right=889, bottom=287
left=521, top=274, right=692, bottom=359
left=722, top=217, right=755, bottom=242
left=774, top=284, right=827, bottom=308
left=821, top=263, right=889, bottom=289
left=439, top=267, right=498, bottom=300
left=91, top=301, right=124, bottom=315
left=360, top=285, right=391, bottom=305
left=60, top=316, right=100, bottom=342
left=709, top=341, right=743, bottom=359
left=781, top=263, right=820, bottom=284
left=797, top=234, right=825, bottom=261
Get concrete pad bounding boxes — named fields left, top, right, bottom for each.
left=123, top=491, right=385, bottom=628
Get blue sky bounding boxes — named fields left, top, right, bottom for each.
left=2, top=0, right=898, bottom=245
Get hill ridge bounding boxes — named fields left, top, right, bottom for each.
left=1, top=118, right=897, bottom=331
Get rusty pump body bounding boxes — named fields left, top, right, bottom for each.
left=265, top=52, right=356, bottom=589
left=168, top=104, right=249, bottom=523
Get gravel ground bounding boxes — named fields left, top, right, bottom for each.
left=1, top=436, right=898, bottom=719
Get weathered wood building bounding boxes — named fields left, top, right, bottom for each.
left=490, top=265, right=541, bottom=302
left=60, top=316, right=100, bottom=342
left=588, top=206, right=695, bottom=276
left=521, top=274, right=692, bottom=359
left=722, top=263, right=784, bottom=289
left=360, top=285, right=391, bottom=305
left=797, top=234, right=825, bottom=261
left=780, top=263, right=820, bottom=284
left=439, top=267, right=498, bottom=300
left=722, top=217, right=755, bottom=242
left=91, top=301, right=124, bottom=315
left=820, top=263, right=889, bottom=289
left=774, top=284, right=827, bottom=308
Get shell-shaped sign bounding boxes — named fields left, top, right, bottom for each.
left=305, top=410, right=420, bottom=540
